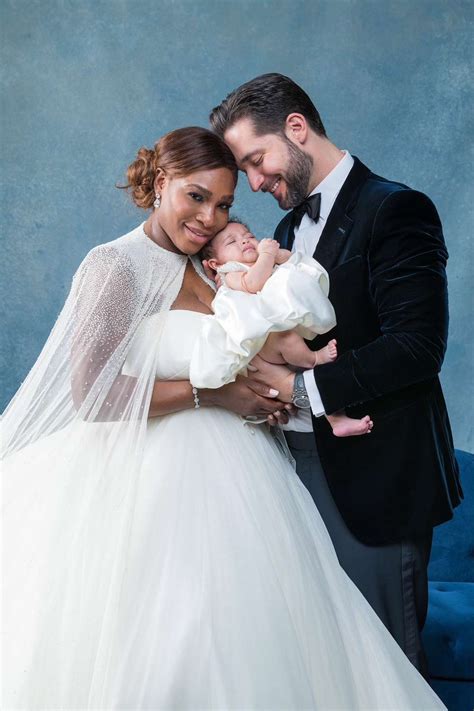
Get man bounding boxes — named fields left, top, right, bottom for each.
left=209, top=73, right=462, bottom=674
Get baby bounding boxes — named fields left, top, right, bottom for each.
left=202, top=220, right=373, bottom=438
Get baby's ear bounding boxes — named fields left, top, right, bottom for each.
left=207, top=258, right=218, bottom=272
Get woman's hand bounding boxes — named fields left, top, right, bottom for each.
left=200, top=374, right=287, bottom=417
left=247, top=355, right=295, bottom=403
left=267, top=405, right=296, bottom=426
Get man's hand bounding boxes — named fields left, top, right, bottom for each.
left=275, top=247, right=292, bottom=265
left=247, top=355, right=295, bottom=403
left=200, top=374, right=287, bottom=416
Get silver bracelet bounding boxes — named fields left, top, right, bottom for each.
left=191, top=385, right=200, bottom=409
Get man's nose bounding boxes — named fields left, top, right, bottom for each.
left=247, top=169, right=265, bottom=192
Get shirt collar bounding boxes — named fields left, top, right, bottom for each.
left=307, top=150, right=354, bottom=220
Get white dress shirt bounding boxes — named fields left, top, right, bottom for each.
left=282, top=150, right=354, bottom=432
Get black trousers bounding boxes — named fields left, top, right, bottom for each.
left=284, top=430, right=433, bottom=677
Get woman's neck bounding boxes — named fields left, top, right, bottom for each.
left=143, top=215, right=183, bottom=255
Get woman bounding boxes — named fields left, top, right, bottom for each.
left=2, top=127, right=444, bottom=709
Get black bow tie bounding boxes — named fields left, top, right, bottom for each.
left=292, top=193, right=321, bottom=228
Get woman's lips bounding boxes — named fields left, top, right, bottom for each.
left=184, top=224, right=212, bottom=243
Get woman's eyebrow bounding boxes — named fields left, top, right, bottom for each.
left=186, top=183, right=234, bottom=201
left=186, top=183, right=212, bottom=197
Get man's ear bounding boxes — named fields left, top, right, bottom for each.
left=153, top=168, right=167, bottom=194
left=284, top=113, right=308, bottom=145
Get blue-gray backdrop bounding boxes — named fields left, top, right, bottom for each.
left=1, top=0, right=473, bottom=450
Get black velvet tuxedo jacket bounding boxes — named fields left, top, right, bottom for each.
left=275, top=158, right=462, bottom=545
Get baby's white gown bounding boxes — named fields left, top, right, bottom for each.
left=2, top=270, right=444, bottom=708
left=190, top=253, right=337, bottom=389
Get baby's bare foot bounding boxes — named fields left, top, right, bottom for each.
left=314, top=339, right=338, bottom=366
left=330, top=414, right=374, bottom=438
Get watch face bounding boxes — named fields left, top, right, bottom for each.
left=292, top=372, right=310, bottom=408
left=294, top=396, right=311, bottom=409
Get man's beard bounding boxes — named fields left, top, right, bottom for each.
left=280, top=137, right=314, bottom=210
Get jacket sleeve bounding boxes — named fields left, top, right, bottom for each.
left=313, top=189, right=449, bottom=414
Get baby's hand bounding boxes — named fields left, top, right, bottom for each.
left=257, top=239, right=280, bottom=257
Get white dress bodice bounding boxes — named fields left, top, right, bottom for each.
left=123, top=310, right=209, bottom=380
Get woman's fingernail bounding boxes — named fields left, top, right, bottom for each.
left=269, top=389, right=279, bottom=397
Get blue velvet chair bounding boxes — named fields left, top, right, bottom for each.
left=424, top=449, right=474, bottom=710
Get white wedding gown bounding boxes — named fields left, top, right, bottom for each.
left=2, top=308, right=444, bottom=710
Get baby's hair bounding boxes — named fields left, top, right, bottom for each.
left=200, top=215, right=251, bottom=262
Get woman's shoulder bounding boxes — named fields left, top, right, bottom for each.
left=88, top=223, right=145, bottom=258
left=75, top=224, right=149, bottom=283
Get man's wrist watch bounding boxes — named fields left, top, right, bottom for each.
left=291, top=372, right=311, bottom=409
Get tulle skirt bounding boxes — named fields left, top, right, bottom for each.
left=2, top=407, right=444, bottom=709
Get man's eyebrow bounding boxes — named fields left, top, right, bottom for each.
left=186, top=183, right=234, bottom=201
left=239, top=150, right=261, bottom=166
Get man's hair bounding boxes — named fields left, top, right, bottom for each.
left=210, top=73, right=326, bottom=139
left=200, top=215, right=250, bottom=263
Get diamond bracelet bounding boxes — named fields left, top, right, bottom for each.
left=191, top=385, right=200, bottom=409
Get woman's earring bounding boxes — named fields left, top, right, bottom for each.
left=153, top=193, right=161, bottom=209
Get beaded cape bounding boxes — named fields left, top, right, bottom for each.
left=2, top=223, right=214, bottom=456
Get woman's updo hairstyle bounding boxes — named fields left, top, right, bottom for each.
left=121, top=126, right=238, bottom=210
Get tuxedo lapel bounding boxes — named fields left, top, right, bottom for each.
left=314, top=158, right=371, bottom=271
left=314, top=212, right=354, bottom=271
left=274, top=212, right=295, bottom=250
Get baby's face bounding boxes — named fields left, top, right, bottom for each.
left=210, top=223, right=259, bottom=266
